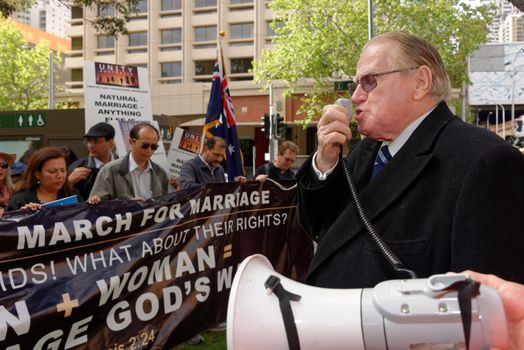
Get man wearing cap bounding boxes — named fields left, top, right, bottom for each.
left=68, top=122, right=116, bottom=200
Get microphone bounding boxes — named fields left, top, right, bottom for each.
left=334, top=97, right=352, bottom=119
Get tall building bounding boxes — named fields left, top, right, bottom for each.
left=499, top=13, right=524, bottom=41
left=13, top=0, right=70, bottom=39
left=64, top=0, right=314, bottom=170
left=482, top=0, right=522, bottom=42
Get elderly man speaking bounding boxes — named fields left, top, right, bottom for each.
left=297, top=31, right=524, bottom=289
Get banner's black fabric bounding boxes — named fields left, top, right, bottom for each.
left=0, top=181, right=313, bottom=349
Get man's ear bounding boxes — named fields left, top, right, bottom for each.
left=413, top=66, right=432, bottom=101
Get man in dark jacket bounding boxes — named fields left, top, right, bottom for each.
left=297, top=32, right=524, bottom=289
left=255, top=140, right=298, bottom=182
left=179, top=136, right=247, bottom=190
left=68, top=122, right=116, bottom=200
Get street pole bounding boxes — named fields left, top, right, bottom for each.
left=511, top=75, right=515, bottom=137
left=497, top=104, right=506, bottom=140
left=49, top=52, right=55, bottom=109
left=461, top=81, right=467, bottom=122
left=268, top=84, right=278, bottom=162
left=368, top=0, right=374, bottom=40
left=495, top=104, right=499, bottom=135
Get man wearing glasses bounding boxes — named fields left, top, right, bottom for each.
left=89, top=123, right=170, bottom=202
left=68, top=122, right=116, bottom=200
left=255, top=140, right=298, bottom=182
left=297, top=32, right=524, bottom=289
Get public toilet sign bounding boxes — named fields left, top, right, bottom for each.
left=0, top=113, right=46, bottom=128
left=334, top=80, right=354, bottom=92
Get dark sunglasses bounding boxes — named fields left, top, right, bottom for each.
left=134, top=139, right=159, bottom=151
left=0, top=162, right=9, bottom=169
left=349, top=67, right=419, bottom=95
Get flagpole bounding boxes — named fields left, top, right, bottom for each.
left=200, top=31, right=226, bottom=154
left=201, top=30, right=245, bottom=180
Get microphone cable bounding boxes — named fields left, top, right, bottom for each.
left=335, top=98, right=417, bottom=279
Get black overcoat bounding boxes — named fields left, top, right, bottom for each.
left=297, top=102, right=524, bottom=288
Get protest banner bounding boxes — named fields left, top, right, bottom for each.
left=83, top=61, right=153, bottom=131
left=0, top=181, right=312, bottom=349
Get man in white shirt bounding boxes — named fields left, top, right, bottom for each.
left=89, top=123, right=170, bottom=202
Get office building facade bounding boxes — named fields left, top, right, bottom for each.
left=64, top=0, right=314, bottom=170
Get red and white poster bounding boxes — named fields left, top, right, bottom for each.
left=83, top=61, right=153, bottom=131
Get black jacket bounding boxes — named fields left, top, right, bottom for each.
left=68, top=157, right=101, bottom=200
left=254, top=162, right=296, bottom=181
left=297, top=102, right=524, bottom=288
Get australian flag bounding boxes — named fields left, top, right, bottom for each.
left=203, top=42, right=245, bottom=181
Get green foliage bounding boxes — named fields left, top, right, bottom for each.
left=68, top=0, right=141, bottom=36
left=0, top=18, right=62, bottom=111
left=175, top=330, right=226, bottom=350
left=254, top=0, right=495, bottom=124
left=0, top=0, right=34, bottom=17
left=1, top=0, right=139, bottom=36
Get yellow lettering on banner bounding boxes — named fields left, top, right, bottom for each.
left=56, top=293, right=79, bottom=318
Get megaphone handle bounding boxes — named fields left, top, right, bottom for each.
left=265, top=275, right=302, bottom=350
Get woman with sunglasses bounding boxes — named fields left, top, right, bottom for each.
left=6, top=147, right=77, bottom=211
left=0, top=152, right=16, bottom=209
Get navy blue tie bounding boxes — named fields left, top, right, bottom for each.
left=371, top=145, right=392, bottom=178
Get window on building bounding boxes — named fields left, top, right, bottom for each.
left=161, top=62, right=182, bottom=77
left=96, top=51, right=113, bottom=56
left=267, top=20, right=284, bottom=37
left=98, top=4, right=115, bottom=17
left=194, top=26, right=216, bottom=42
left=71, top=37, right=83, bottom=50
left=230, top=23, right=253, bottom=39
left=71, top=6, right=83, bottom=19
left=129, top=32, right=148, bottom=46
left=161, top=28, right=182, bottom=44
left=195, top=0, right=216, bottom=7
left=161, top=0, right=182, bottom=10
left=231, top=0, right=253, bottom=3
left=71, top=68, right=83, bottom=82
left=97, top=35, right=115, bottom=49
left=230, top=57, right=253, bottom=74
left=134, top=0, right=148, bottom=12
left=195, top=60, right=215, bottom=75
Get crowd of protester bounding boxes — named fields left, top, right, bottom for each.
left=1, top=116, right=524, bottom=348
left=0, top=122, right=298, bottom=216
left=0, top=122, right=298, bottom=345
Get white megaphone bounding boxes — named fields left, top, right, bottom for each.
left=227, top=254, right=508, bottom=350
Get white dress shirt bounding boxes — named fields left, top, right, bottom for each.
left=128, top=154, right=153, bottom=199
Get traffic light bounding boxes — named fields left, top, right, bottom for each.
left=275, top=113, right=286, bottom=139
left=261, top=113, right=270, bottom=138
